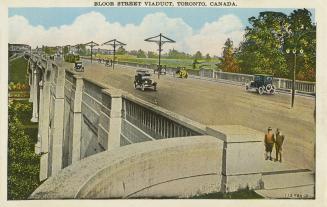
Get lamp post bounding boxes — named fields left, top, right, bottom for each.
left=286, top=48, right=303, bottom=108
left=85, top=41, right=99, bottom=63
left=145, top=33, right=175, bottom=79
left=102, top=39, right=126, bottom=70
left=285, top=24, right=315, bottom=108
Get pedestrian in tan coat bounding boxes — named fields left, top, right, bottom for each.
left=264, top=127, right=275, bottom=160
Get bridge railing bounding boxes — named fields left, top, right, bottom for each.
left=114, top=60, right=315, bottom=94
left=121, top=96, right=204, bottom=146
left=213, top=70, right=253, bottom=83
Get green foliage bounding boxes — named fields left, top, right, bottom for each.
left=219, top=38, right=240, bottom=73
left=191, top=188, right=263, bottom=199
left=43, top=46, right=57, bottom=55
left=116, top=46, right=127, bottom=55
left=75, top=44, right=88, bottom=56
left=8, top=57, right=28, bottom=84
left=8, top=100, right=40, bottom=200
left=64, top=54, right=80, bottom=63
left=166, top=49, right=192, bottom=59
left=136, top=49, right=146, bottom=58
left=237, top=9, right=316, bottom=81
left=63, top=46, right=69, bottom=55
left=193, top=51, right=203, bottom=59
left=8, top=82, right=30, bottom=91
left=147, top=51, right=158, bottom=58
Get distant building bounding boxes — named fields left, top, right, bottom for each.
left=9, top=43, right=31, bottom=53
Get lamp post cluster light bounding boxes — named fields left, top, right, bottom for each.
left=284, top=24, right=315, bottom=108
left=145, top=33, right=176, bottom=79
left=102, top=39, right=126, bottom=70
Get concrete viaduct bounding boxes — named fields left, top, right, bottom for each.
left=26, top=53, right=314, bottom=199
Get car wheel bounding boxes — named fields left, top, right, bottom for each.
left=141, top=84, right=145, bottom=91
left=258, top=87, right=264, bottom=95
left=270, top=86, right=275, bottom=95
left=266, top=84, right=272, bottom=92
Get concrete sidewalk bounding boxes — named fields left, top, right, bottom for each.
left=255, top=160, right=314, bottom=198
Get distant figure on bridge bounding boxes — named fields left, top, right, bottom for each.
left=105, top=59, right=110, bottom=67
left=275, top=128, right=285, bottom=162
left=264, top=127, right=275, bottom=160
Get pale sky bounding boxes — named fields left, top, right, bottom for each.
left=8, top=8, right=315, bottom=56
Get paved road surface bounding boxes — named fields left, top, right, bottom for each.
left=64, top=60, right=315, bottom=170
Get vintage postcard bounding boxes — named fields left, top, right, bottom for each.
left=0, top=0, right=326, bottom=206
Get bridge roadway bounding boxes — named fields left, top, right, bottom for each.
left=63, top=59, right=315, bottom=170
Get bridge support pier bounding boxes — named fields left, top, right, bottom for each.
left=31, top=67, right=39, bottom=122
left=48, top=66, right=65, bottom=176
left=71, top=75, right=83, bottom=163
left=28, top=61, right=33, bottom=102
left=105, top=89, right=123, bottom=150
left=34, top=79, right=43, bottom=155
left=39, top=70, right=52, bottom=181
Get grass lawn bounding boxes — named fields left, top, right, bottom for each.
left=191, top=188, right=263, bottom=199
left=95, top=54, right=219, bottom=70
left=9, top=56, right=28, bottom=83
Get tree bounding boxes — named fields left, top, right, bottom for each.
left=128, top=50, right=138, bottom=56
left=193, top=51, right=202, bottom=59
left=237, top=12, right=288, bottom=76
left=236, top=9, right=316, bottom=81
left=147, top=51, right=158, bottom=58
left=76, top=44, right=87, bottom=56
left=285, top=9, right=316, bottom=81
left=136, top=49, right=146, bottom=58
left=116, top=46, right=127, bottom=55
left=8, top=101, right=40, bottom=199
left=219, top=38, right=240, bottom=73
left=205, top=53, right=211, bottom=60
left=63, top=46, right=69, bottom=55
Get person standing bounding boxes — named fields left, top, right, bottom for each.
left=275, top=128, right=285, bottom=162
left=264, top=127, right=275, bottom=160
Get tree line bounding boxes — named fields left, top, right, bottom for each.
left=219, top=9, right=316, bottom=81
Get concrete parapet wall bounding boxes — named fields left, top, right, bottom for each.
left=30, top=136, right=224, bottom=199
left=207, top=125, right=265, bottom=192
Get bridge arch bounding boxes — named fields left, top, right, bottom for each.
left=30, top=136, right=223, bottom=199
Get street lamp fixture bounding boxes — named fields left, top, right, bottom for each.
left=145, top=33, right=175, bottom=79
left=85, top=41, right=99, bottom=63
left=285, top=24, right=315, bottom=108
left=286, top=48, right=304, bottom=108
left=102, top=39, right=126, bottom=70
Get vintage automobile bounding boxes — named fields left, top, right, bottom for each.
left=154, top=65, right=167, bottom=75
left=134, top=70, right=157, bottom=91
left=175, top=67, right=188, bottom=78
left=74, top=61, right=84, bottom=72
left=245, top=74, right=276, bottom=95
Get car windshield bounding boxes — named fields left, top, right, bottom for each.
left=254, top=76, right=261, bottom=81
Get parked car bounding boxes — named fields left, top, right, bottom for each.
left=134, top=70, right=157, bottom=91
left=154, top=65, right=167, bottom=75
left=245, top=74, right=276, bottom=95
left=175, top=67, right=188, bottom=78
left=74, top=61, right=84, bottom=72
